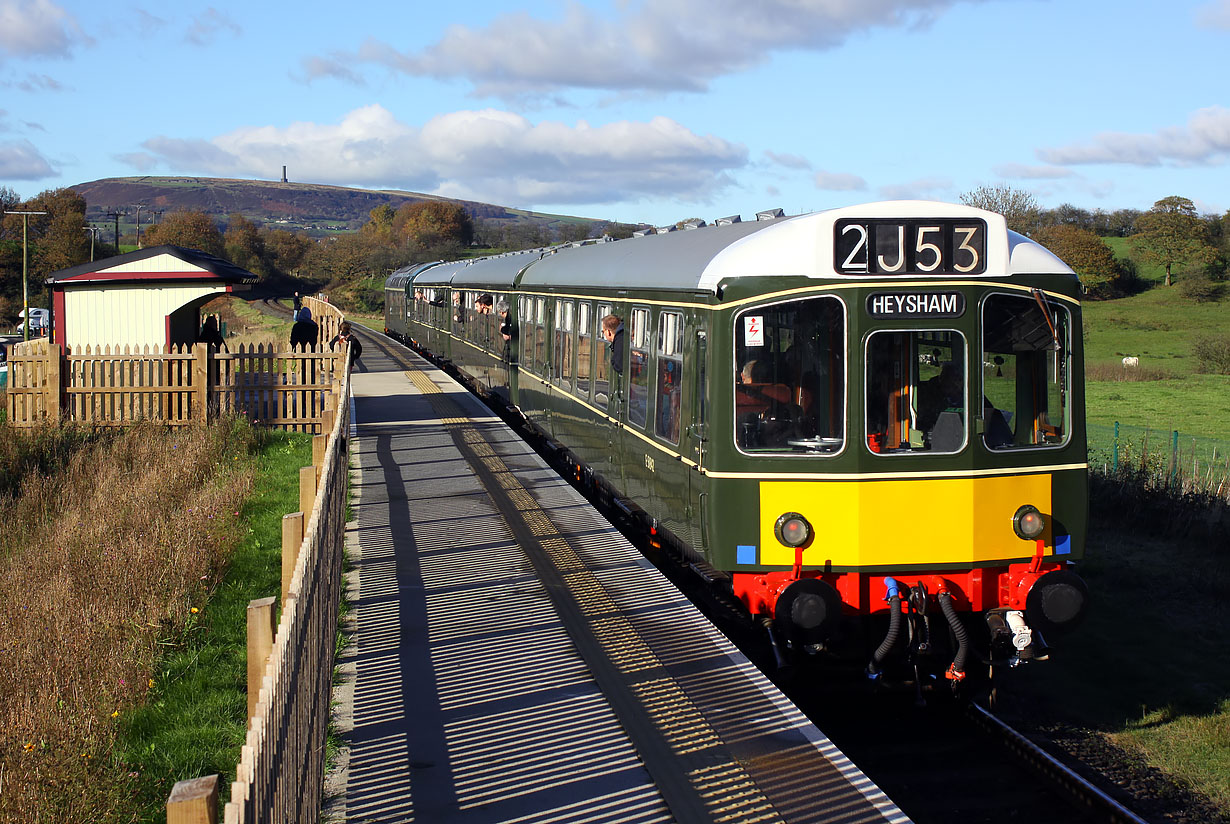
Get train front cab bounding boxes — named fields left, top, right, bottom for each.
left=714, top=281, right=1088, bottom=681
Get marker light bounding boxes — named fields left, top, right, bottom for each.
left=774, top=512, right=813, bottom=548
left=1012, top=505, right=1046, bottom=541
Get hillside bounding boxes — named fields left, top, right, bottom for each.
left=69, top=176, right=603, bottom=237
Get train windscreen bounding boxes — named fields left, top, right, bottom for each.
left=734, top=297, right=845, bottom=454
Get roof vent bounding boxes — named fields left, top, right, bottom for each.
left=756, top=208, right=784, bottom=221
left=715, top=215, right=742, bottom=226
left=633, top=228, right=653, bottom=237
left=681, top=219, right=706, bottom=230
left=656, top=224, right=678, bottom=233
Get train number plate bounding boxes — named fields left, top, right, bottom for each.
left=835, top=218, right=987, bottom=276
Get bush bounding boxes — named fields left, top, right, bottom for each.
left=1192, top=334, right=1230, bottom=375
left=1178, top=270, right=1224, bottom=303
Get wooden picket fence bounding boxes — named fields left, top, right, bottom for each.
left=4, top=340, right=346, bottom=433
left=167, top=346, right=352, bottom=824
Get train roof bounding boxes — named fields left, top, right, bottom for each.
left=384, top=261, right=443, bottom=290
left=450, top=248, right=553, bottom=288
left=517, top=201, right=1075, bottom=295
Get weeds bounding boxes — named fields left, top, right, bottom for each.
left=0, top=419, right=259, bottom=822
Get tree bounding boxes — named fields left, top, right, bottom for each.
left=265, top=229, right=313, bottom=277
left=959, top=184, right=1041, bottom=234
left=1031, top=225, right=1123, bottom=298
left=0, top=188, right=89, bottom=312
left=1131, top=196, right=1217, bottom=286
left=393, top=200, right=474, bottom=251
left=225, top=213, right=267, bottom=276
left=141, top=211, right=226, bottom=257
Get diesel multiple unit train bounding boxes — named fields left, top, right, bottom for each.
left=383, top=200, right=1090, bottom=685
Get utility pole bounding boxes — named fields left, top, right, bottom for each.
left=105, top=210, right=121, bottom=252
left=135, top=204, right=146, bottom=249
left=4, top=210, right=48, bottom=342
left=85, top=226, right=102, bottom=261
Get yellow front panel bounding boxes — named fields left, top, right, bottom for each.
left=759, top=473, right=1052, bottom=568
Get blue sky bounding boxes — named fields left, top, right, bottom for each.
left=2, top=0, right=1229, bottom=228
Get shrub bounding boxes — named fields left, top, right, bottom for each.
left=1192, top=334, right=1230, bottom=375
left=1178, top=269, right=1224, bottom=303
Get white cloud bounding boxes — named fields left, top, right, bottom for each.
left=877, top=177, right=952, bottom=200
left=304, top=0, right=980, bottom=96
left=0, top=0, right=89, bottom=60
left=132, top=105, right=748, bottom=207
left=1196, top=0, right=1230, bottom=29
left=765, top=151, right=812, bottom=170
left=992, top=162, right=1075, bottom=180
left=814, top=170, right=867, bottom=191
left=1038, top=106, right=1230, bottom=167
left=185, top=8, right=241, bottom=46
left=0, top=138, right=56, bottom=178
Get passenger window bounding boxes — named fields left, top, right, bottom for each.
left=655, top=312, right=684, bottom=443
left=735, top=297, right=845, bottom=453
left=865, top=330, right=966, bottom=454
left=534, top=298, right=546, bottom=376
left=982, top=293, right=1071, bottom=449
left=628, top=308, right=650, bottom=427
left=575, top=304, right=592, bottom=400
left=555, top=300, right=574, bottom=391
left=594, top=303, right=612, bottom=407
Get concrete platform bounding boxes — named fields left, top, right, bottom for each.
left=326, top=334, right=911, bottom=824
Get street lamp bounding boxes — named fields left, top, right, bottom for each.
left=4, top=209, right=48, bottom=342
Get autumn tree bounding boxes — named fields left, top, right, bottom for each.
left=1131, top=196, right=1216, bottom=286
left=959, top=184, right=1041, bottom=235
left=141, top=210, right=226, bottom=257
left=265, top=229, right=313, bottom=278
left=1, top=188, right=89, bottom=319
left=393, top=200, right=474, bottom=252
left=1031, top=225, right=1123, bottom=298
left=225, top=213, right=267, bottom=276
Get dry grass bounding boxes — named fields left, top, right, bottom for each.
left=0, top=419, right=256, bottom=822
left=1085, top=361, right=1172, bottom=381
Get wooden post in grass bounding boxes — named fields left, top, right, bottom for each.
left=192, top=343, right=209, bottom=425
left=246, top=597, right=276, bottom=721
left=166, top=774, right=218, bottom=824
left=299, top=465, right=317, bottom=518
left=313, top=434, right=327, bottom=484
left=281, top=512, right=304, bottom=607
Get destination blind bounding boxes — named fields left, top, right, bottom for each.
left=866, top=291, right=966, bottom=319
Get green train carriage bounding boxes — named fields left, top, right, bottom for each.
left=391, top=200, right=1090, bottom=680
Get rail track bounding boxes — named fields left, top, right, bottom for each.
left=259, top=300, right=1166, bottom=824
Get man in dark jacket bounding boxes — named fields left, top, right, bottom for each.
left=290, top=306, right=319, bottom=348
left=601, top=314, right=624, bottom=374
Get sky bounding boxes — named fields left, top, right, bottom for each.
left=2, top=0, right=1229, bottom=228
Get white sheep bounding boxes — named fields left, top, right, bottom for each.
left=1122, top=356, right=1140, bottom=368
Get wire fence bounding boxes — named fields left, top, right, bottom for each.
left=1087, top=421, right=1230, bottom=539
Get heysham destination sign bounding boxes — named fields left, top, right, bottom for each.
left=866, top=291, right=966, bottom=319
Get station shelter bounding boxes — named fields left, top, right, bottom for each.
left=45, top=245, right=258, bottom=349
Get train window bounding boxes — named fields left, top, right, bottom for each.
left=655, top=312, right=684, bottom=444
left=865, top=330, right=966, bottom=454
left=576, top=303, right=592, bottom=400
left=735, top=297, right=845, bottom=454
left=534, top=298, right=546, bottom=377
left=595, top=303, right=613, bottom=407
left=628, top=308, right=651, bottom=428
left=981, top=293, right=1071, bottom=450
left=555, top=300, right=574, bottom=391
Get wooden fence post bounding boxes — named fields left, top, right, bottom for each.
left=193, top=343, right=210, bottom=425
left=45, top=341, right=63, bottom=423
left=313, top=434, right=327, bottom=484
left=246, top=597, right=276, bottom=722
left=299, top=465, right=317, bottom=518
left=166, top=773, right=219, bottom=824
left=281, top=512, right=304, bottom=608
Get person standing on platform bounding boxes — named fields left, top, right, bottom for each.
left=291, top=306, right=319, bottom=349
